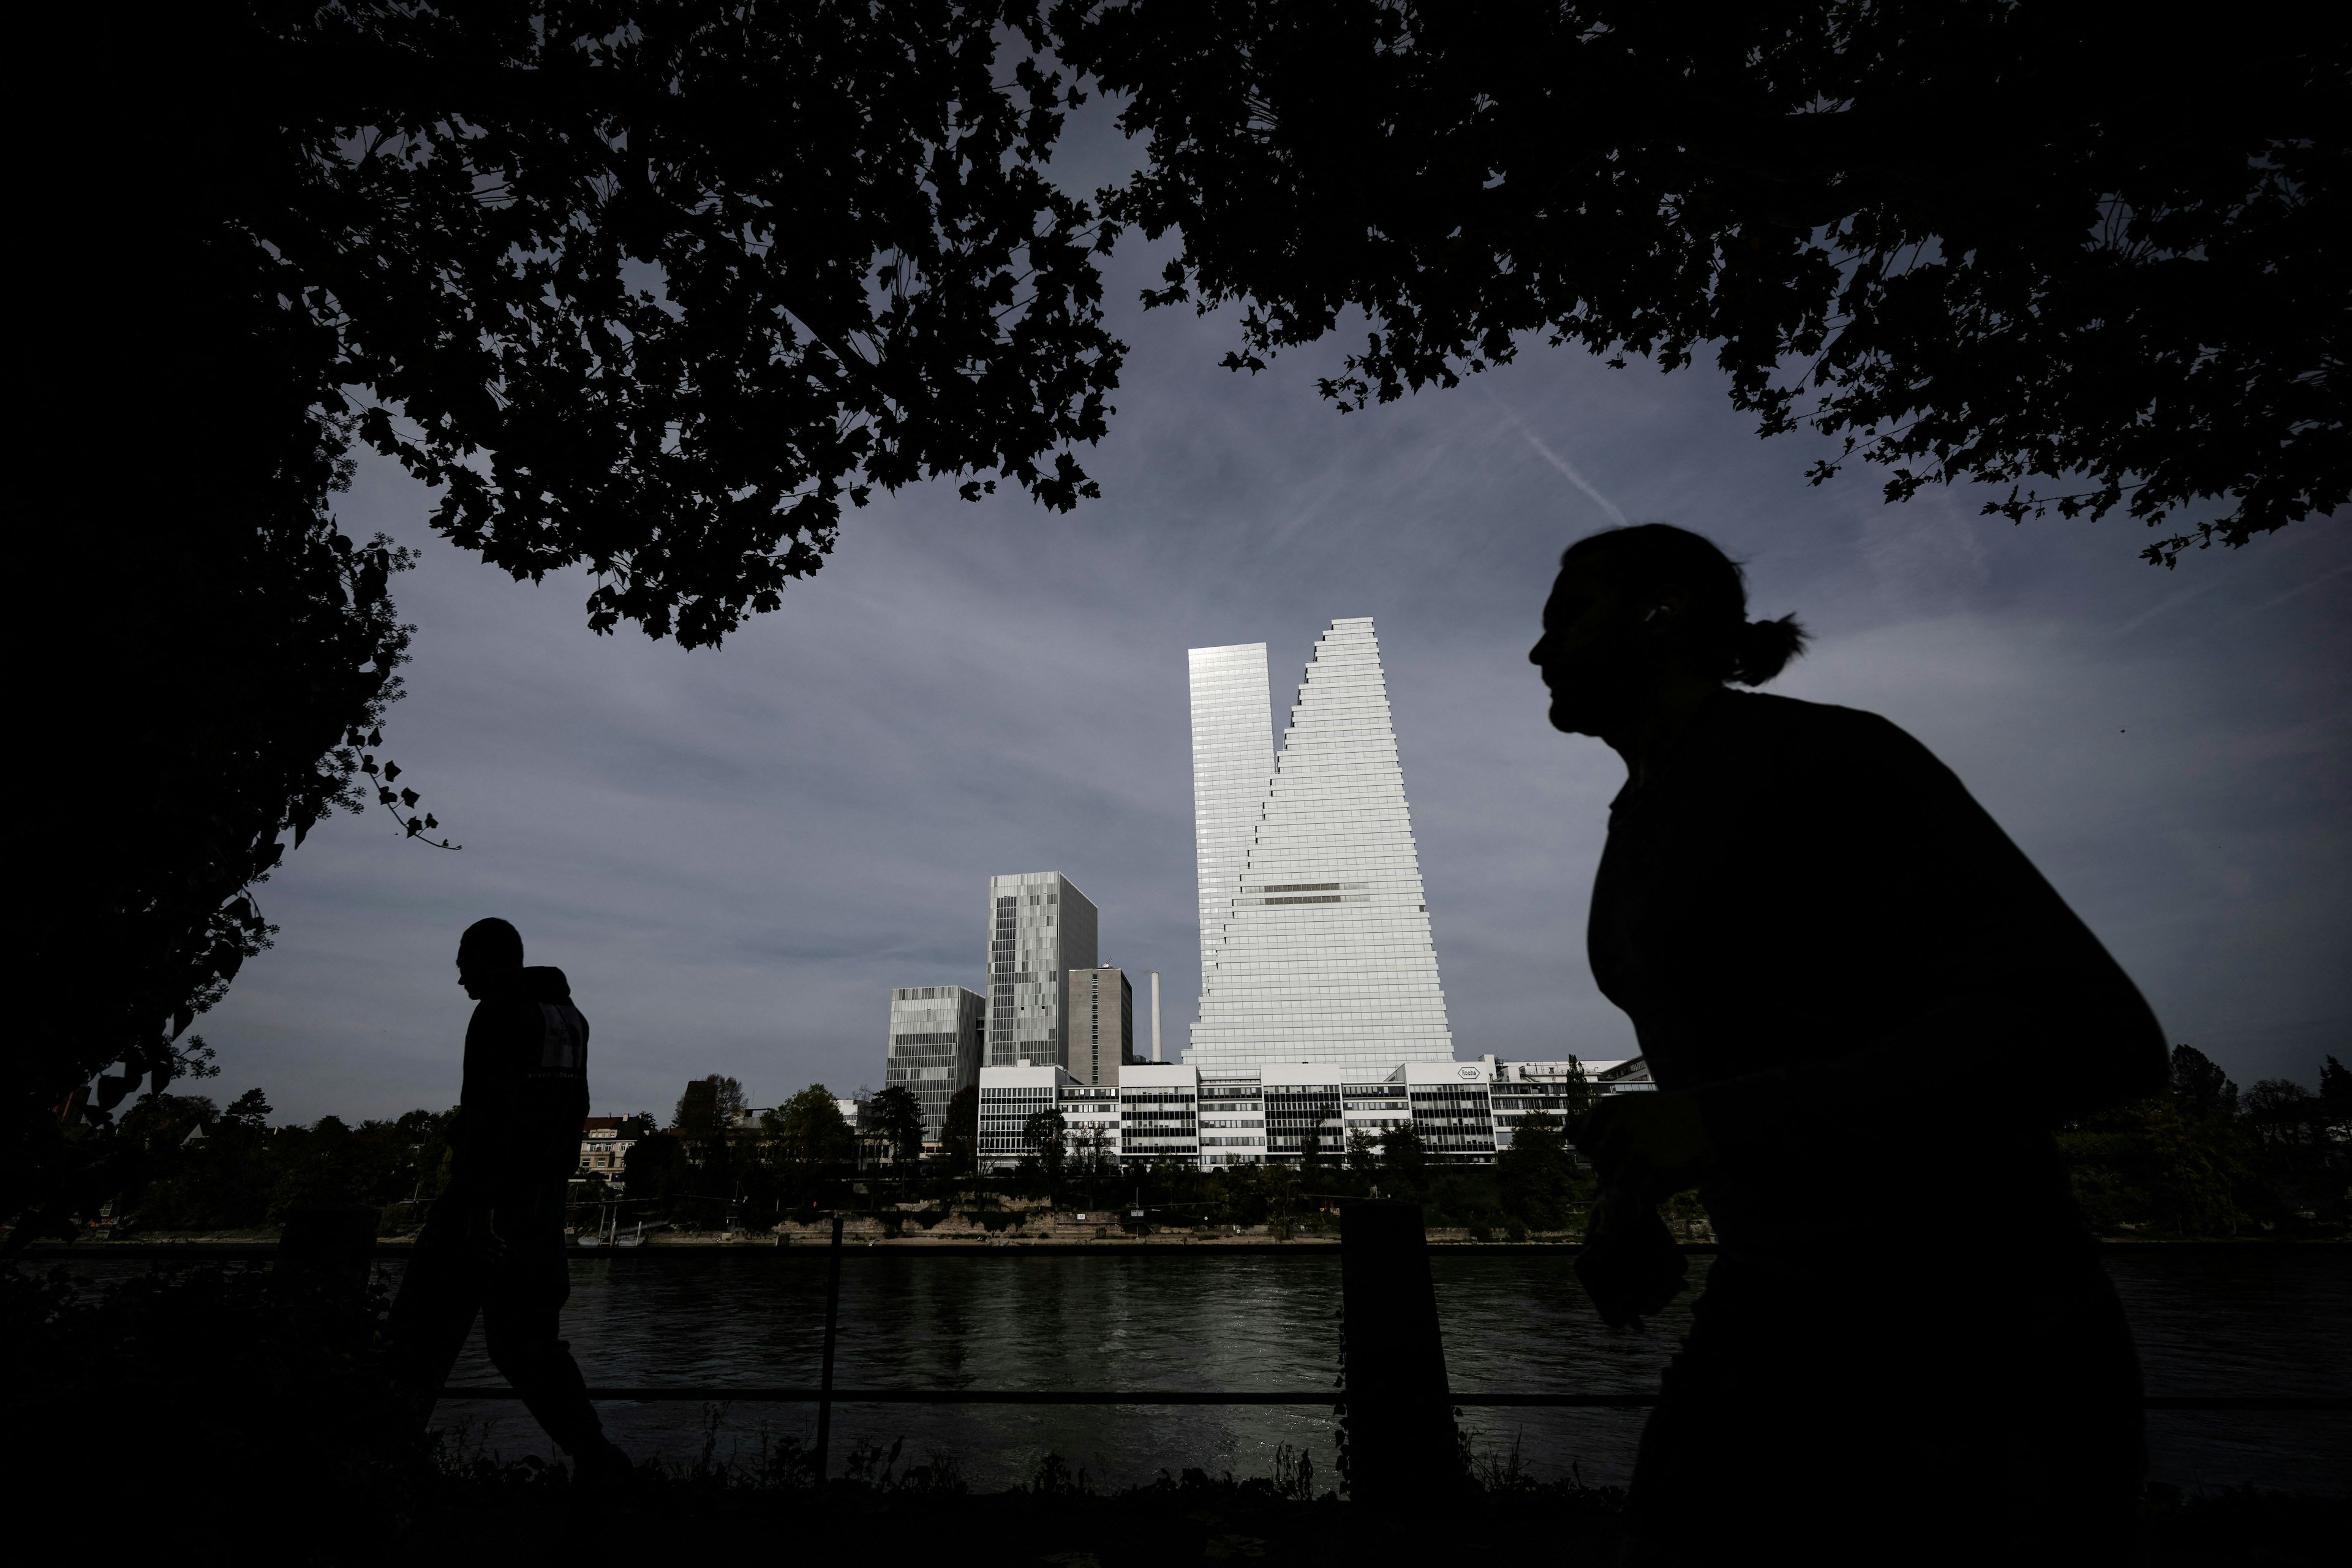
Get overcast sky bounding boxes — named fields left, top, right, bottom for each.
left=199, top=106, right=2351, bottom=1125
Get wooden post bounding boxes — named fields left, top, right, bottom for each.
left=813, top=1210, right=844, bottom=1480
left=1338, top=1197, right=1460, bottom=1499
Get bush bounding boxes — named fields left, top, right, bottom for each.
left=4, top=1260, right=427, bottom=1555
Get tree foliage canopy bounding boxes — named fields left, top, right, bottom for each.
left=940, top=1085, right=982, bottom=1172
left=767, top=1085, right=856, bottom=1167
left=675, top=1074, right=749, bottom=1140
left=230, top=0, right=1126, bottom=648
left=871, top=1085, right=929, bottom=1163
left=2060, top=1045, right=2348, bottom=1235
left=21, top=0, right=1120, bottom=1227
left=1061, top=0, right=2347, bottom=561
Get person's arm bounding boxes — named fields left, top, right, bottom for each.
left=444, top=997, right=534, bottom=1211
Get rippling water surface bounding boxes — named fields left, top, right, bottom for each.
left=407, top=1247, right=2346, bottom=1494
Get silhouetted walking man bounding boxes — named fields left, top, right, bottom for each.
left=1531, top=526, right=2163, bottom=1566
left=388, top=918, right=628, bottom=1482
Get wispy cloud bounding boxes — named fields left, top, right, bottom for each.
left=1494, top=405, right=1628, bottom=526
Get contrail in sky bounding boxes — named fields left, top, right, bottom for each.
left=2219, top=560, right=2352, bottom=625
left=1499, top=407, right=1627, bottom=527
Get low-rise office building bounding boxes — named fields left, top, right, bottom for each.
left=1117, top=1063, right=1201, bottom=1166
left=974, top=1055, right=1640, bottom=1172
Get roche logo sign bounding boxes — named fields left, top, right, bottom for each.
left=1458, top=1066, right=1479, bottom=1080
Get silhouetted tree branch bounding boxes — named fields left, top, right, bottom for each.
left=1060, top=0, right=2345, bottom=562
left=16, top=1, right=1121, bottom=1235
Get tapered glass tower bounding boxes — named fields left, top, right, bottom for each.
left=1186, top=618, right=1454, bottom=1070
left=1188, top=643, right=1276, bottom=996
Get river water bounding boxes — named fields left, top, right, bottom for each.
left=409, top=1246, right=2346, bottom=1495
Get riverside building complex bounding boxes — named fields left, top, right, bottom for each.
left=887, top=870, right=1151, bottom=1148
left=903, top=614, right=1615, bottom=1163
left=975, top=1056, right=1652, bottom=1173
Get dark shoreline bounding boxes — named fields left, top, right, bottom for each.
left=16, top=1236, right=2345, bottom=1262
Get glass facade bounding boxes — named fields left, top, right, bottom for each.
left=1410, top=1069, right=1499, bottom=1160
left=973, top=1055, right=1639, bottom=1172
left=1115, top=1065, right=1200, bottom=1165
left=883, top=986, right=984, bottom=1144
left=1196, top=1082, right=1265, bottom=1164
left=978, top=1068, right=1059, bottom=1162
left=1187, top=618, right=1455, bottom=1071
left=986, top=872, right=1099, bottom=1070
left=1188, top=643, right=1276, bottom=999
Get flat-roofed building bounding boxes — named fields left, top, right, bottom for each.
left=978, top=1063, right=1068, bottom=1169
left=884, top=985, right=985, bottom=1144
left=1061, top=1084, right=1121, bottom=1171
left=1116, top=1063, right=1200, bottom=1168
left=1406, top=1060, right=1501, bottom=1161
left=1196, top=1077, right=1266, bottom=1167
left=1257, top=1063, right=1349, bottom=1165
left=1594, top=1057, right=1653, bottom=1091
left=986, top=872, right=1099, bottom=1072
left=1342, top=1080, right=1414, bottom=1155
left=975, top=1057, right=1637, bottom=1173
left=1066, top=965, right=1136, bottom=1087
left=1489, top=1056, right=1613, bottom=1149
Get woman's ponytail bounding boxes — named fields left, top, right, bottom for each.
left=1561, top=524, right=1811, bottom=686
left=1728, top=614, right=1809, bottom=686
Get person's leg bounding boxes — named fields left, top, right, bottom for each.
left=1625, top=1262, right=1994, bottom=1567
left=480, top=1186, right=626, bottom=1476
left=1626, top=1265, right=1816, bottom=1565
left=384, top=1196, right=486, bottom=1429
left=1996, top=1255, right=2146, bottom=1562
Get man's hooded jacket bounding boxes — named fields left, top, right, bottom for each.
left=447, top=966, right=590, bottom=1210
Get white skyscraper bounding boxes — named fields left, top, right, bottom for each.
left=1188, top=643, right=1276, bottom=997
left=1186, top=617, right=1455, bottom=1071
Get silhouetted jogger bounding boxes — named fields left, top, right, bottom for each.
left=1531, top=526, right=2165, bottom=1566
left=387, top=918, right=628, bottom=1482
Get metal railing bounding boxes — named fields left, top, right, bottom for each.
left=431, top=1202, right=2345, bottom=1487
left=437, top=1388, right=2344, bottom=1411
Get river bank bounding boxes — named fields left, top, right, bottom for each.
left=22, top=1229, right=2346, bottom=1257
